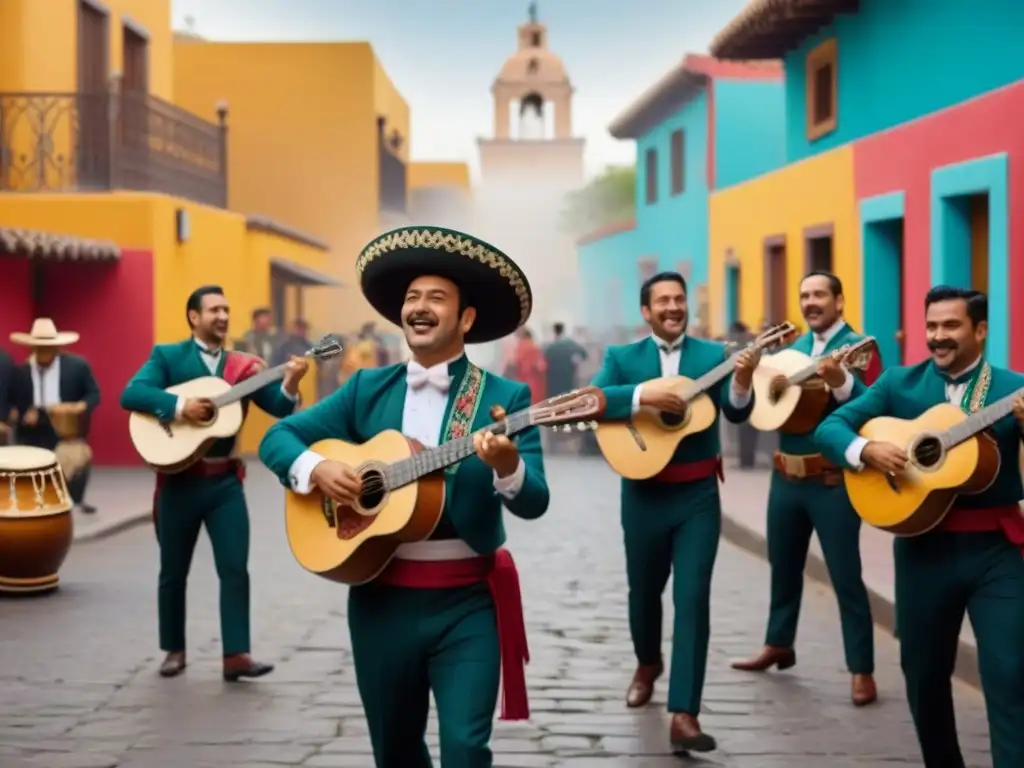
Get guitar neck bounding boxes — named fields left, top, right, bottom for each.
left=942, top=386, right=1024, bottom=448
left=384, top=409, right=535, bottom=490
left=211, top=364, right=288, bottom=407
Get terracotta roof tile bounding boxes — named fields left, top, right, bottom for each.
left=711, top=0, right=858, bottom=60
left=0, top=227, right=120, bottom=261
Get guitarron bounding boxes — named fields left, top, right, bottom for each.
left=844, top=389, right=1023, bottom=535
left=748, top=336, right=878, bottom=435
left=595, top=322, right=796, bottom=480
left=285, top=387, right=606, bottom=585
left=129, top=336, right=343, bottom=473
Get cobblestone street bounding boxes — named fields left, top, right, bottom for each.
left=0, top=457, right=992, bottom=767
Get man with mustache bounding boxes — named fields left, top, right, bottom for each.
left=732, top=271, right=878, bottom=708
left=259, top=227, right=549, bottom=768
left=121, top=285, right=309, bottom=681
left=590, top=270, right=758, bottom=752
left=816, top=286, right=1024, bottom=768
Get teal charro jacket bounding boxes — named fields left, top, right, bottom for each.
left=778, top=325, right=870, bottom=454
left=120, top=339, right=298, bottom=458
left=258, top=355, right=549, bottom=555
left=591, top=335, right=754, bottom=465
left=815, top=359, right=1024, bottom=508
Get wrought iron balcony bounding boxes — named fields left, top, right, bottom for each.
left=0, top=89, right=228, bottom=208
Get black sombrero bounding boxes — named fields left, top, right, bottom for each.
left=356, top=226, right=533, bottom=344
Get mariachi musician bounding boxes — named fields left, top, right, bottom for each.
left=816, top=286, right=1024, bottom=768
left=590, top=270, right=756, bottom=752
left=732, top=271, right=878, bottom=707
left=120, top=285, right=308, bottom=682
left=9, top=318, right=100, bottom=514
left=259, top=227, right=549, bottom=768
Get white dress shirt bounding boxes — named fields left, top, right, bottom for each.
left=174, top=338, right=296, bottom=418
left=30, top=354, right=62, bottom=407
left=287, top=354, right=526, bottom=560
left=845, top=355, right=983, bottom=469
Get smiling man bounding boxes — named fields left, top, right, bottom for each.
left=259, top=227, right=549, bottom=768
left=590, top=270, right=758, bottom=753
left=731, top=271, right=878, bottom=707
left=815, top=286, right=1024, bottom=768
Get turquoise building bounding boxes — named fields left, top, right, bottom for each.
left=577, top=54, right=786, bottom=334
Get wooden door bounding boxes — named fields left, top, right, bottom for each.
left=122, top=26, right=148, bottom=92
left=77, top=1, right=109, bottom=184
left=764, top=238, right=787, bottom=324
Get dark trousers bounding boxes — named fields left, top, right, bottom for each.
left=737, top=424, right=758, bottom=468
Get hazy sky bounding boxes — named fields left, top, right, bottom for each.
left=170, top=0, right=750, bottom=180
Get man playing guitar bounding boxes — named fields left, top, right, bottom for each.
left=816, top=286, right=1024, bottom=768
left=590, top=271, right=758, bottom=752
left=121, top=285, right=308, bottom=681
left=732, top=271, right=878, bottom=708
left=259, top=227, right=549, bottom=768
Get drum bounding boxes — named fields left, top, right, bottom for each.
left=0, top=446, right=74, bottom=594
left=47, top=404, right=93, bottom=481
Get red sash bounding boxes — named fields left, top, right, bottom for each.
left=151, top=351, right=264, bottom=528
left=651, top=457, right=724, bottom=483
left=375, top=549, right=531, bottom=721
left=941, top=505, right=1024, bottom=556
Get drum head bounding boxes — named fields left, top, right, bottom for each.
left=0, top=446, right=59, bottom=471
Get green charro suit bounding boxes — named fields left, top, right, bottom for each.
left=816, top=360, right=1024, bottom=768
left=259, top=356, right=549, bottom=768
left=764, top=325, right=874, bottom=674
left=592, top=335, right=752, bottom=715
left=120, top=340, right=298, bottom=657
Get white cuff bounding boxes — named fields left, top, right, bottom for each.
left=493, top=457, right=526, bottom=499
left=729, top=380, right=752, bottom=409
left=288, top=450, right=327, bottom=494
left=831, top=371, right=856, bottom=403
left=630, top=385, right=643, bottom=416
left=175, top=396, right=185, bottom=419
left=845, top=436, right=868, bottom=470
left=281, top=384, right=298, bottom=402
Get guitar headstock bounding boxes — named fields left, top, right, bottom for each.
left=753, top=321, right=798, bottom=353
left=307, top=335, right=344, bottom=361
left=531, top=386, right=606, bottom=430
left=836, top=336, right=878, bottom=372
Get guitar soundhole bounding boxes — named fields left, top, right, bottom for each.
left=768, top=375, right=788, bottom=403
left=358, top=468, right=387, bottom=510
left=659, top=410, right=686, bottom=428
left=913, top=436, right=943, bottom=468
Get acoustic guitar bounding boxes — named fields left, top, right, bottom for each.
left=595, top=322, right=796, bottom=480
left=285, top=386, right=607, bottom=585
left=844, top=387, right=1024, bottom=535
left=748, top=336, right=878, bottom=435
left=129, top=336, right=343, bottom=473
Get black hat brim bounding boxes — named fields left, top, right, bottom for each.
left=357, top=227, right=532, bottom=344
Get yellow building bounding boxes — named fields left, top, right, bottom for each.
left=0, top=0, right=330, bottom=463
left=707, top=146, right=862, bottom=336
left=172, top=41, right=415, bottom=336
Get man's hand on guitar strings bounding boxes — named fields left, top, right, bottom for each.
left=473, top=430, right=520, bottom=478
left=861, top=440, right=908, bottom=474
left=732, top=347, right=762, bottom=390
left=1012, top=395, right=1024, bottom=431
left=283, top=356, right=310, bottom=396
left=311, top=460, right=363, bottom=507
left=817, top=356, right=848, bottom=389
left=181, top=398, right=214, bottom=424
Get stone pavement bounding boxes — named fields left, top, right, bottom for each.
left=71, top=468, right=154, bottom=543
left=0, top=457, right=992, bottom=767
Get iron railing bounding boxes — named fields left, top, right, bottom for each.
left=0, top=89, right=228, bottom=207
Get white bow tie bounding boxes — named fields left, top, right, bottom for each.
left=407, top=361, right=451, bottom=392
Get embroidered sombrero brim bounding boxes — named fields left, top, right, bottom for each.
left=356, top=227, right=533, bottom=344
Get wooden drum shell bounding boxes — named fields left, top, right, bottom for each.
left=0, top=448, right=74, bottom=595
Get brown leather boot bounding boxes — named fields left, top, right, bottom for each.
left=851, top=673, right=877, bottom=706
left=223, top=653, right=274, bottom=682
left=159, top=652, right=186, bottom=678
left=670, top=713, right=716, bottom=752
left=625, top=658, right=664, bottom=708
left=731, top=645, right=796, bottom=672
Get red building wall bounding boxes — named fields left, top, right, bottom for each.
left=854, top=80, right=1024, bottom=369
left=37, top=251, right=154, bottom=466
left=0, top=259, right=36, bottom=358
